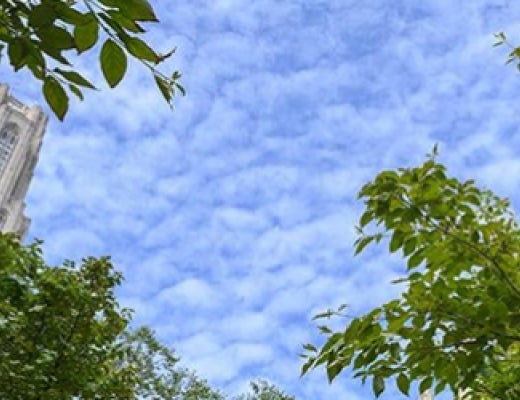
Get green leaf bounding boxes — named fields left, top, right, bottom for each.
left=301, top=359, right=314, bottom=376
left=28, top=3, right=56, bottom=28
left=303, top=343, right=317, bottom=352
left=403, top=237, right=417, bottom=256
left=100, top=39, right=127, bottom=88
left=43, top=77, right=69, bottom=120
left=175, top=82, right=186, bottom=96
left=389, top=231, right=403, bottom=253
left=354, top=236, right=373, bottom=255
left=37, top=39, right=71, bottom=64
left=434, top=380, right=446, bottom=395
left=8, top=38, right=28, bottom=69
left=326, top=362, right=342, bottom=382
left=106, top=10, right=145, bottom=33
left=396, top=373, right=409, bottom=395
left=74, top=19, right=99, bottom=53
left=407, top=249, right=424, bottom=269
left=372, top=375, right=385, bottom=398
left=419, top=376, right=433, bottom=394
left=125, top=36, right=158, bottom=62
left=55, top=69, right=96, bottom=89
left=68, top=84, right=84, bottom=100
left=36, top=26, right=75, bottom=50
left=119, top=0, right=158, bottom=21
left=55, top=6, right=94, bottom=26
left=359, top=210, right=373, bottom=227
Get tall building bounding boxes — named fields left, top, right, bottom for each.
left=0, top=84, right=47, bottom=239
left=420, top=389, right=434, bottom=400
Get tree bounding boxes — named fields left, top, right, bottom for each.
left=235, top=380, right=295, bottom=400
left=301, top=151, right=520, bottom=399
left=0, top=233, right=298, bottom=399
left=0, top=233, right=224, bottom=399
left=0, top=0, right=183, bottom=120
left=120, top=326, right=225, bottom=400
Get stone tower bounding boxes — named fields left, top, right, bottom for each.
left=0, top=84, right=47, bottom=239
left=420, top=389, right=434, bottom=400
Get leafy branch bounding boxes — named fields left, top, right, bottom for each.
left=0, top=0, right=183, bottom=120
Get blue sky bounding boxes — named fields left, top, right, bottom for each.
left=3, top=1, right=520, bottom=399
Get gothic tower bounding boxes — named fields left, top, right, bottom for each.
left=420, top=389, right=434, bottom=400
left=0, top=84, right=47, bottom=239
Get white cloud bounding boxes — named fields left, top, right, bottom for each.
left=157, top=278, right=223, bottom=309
left=3, top=1, right=520, bottom=399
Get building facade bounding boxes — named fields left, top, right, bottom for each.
left=0, top=84, right=47, bottom=239
left=420, top=389, right=434, bottom=400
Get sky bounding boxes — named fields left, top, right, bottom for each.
left=2, top=0, right=520, bottom=399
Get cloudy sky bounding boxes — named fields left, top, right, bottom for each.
left=3, top=0, right=520, bottom=399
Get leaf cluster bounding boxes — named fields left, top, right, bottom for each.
left=234, top=380, right=295, bottom=400
left=0, top=233, right=134, bottom=399
left=494, top=32, right=520, bottom=74
left=302, top=155, right=520, bottom=399
left=119, top=326, right=225, bottom=400
left=0, top=0, right=183, bottom=120
left=0, top=234, right=224, bottom=399
left=0, top=234, right=296, bottom=399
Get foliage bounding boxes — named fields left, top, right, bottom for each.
left=494, top=32, right=520, bottom=73
left=235, top=380, right=295, bottom=400
left=0, top=233, right=225, bottom=399
left=0, top=233, right=134, bottom=398
left=120, top=326, right=225, bottom=400
left=0, top=0, right=183, bottom=120
left=301, top=152, right=520, bottom=399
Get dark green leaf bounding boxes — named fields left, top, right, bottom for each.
left=36, top=26, right=75, bottom=50
left=119, top=0, right=158, bottom=21
left=55, top=69, right=95, bottom=89
left=68, top=84, right=84, bottom=100
left=74, top=19, right=99, bottom=53
left=125, top=36, right=158, bottom=62
left=373, top=375, right=385, bottom=398
left=360, top=210, right=373, bottom=227
left=106, top=10, right=145, bottom=33
left=28, top=3, right=56, bottom=28
left=100, top=39, right=127, bottom=88
left=407, top=249, right=424, bottom=269
left=43, top=77, right=68, bottom=120
left=419, top=377, right=433, bottom=394
left=56, top=6, right=94, bottom=26
left=403, top=237, right=417, bottom=256
left=396, top=373, right=409, bottom=395
left=389, top=231, right=403, bottom=253
left=8, top=38, right=28, bottom=69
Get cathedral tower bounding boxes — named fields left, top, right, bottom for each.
left=0, top=84, right=47, bottom=238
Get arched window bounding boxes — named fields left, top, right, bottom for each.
left=0, top=122, right=19, bottom=172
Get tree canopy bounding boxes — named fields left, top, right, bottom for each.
left=0, top=0, right=183, bottom=120
left=302, top=151, right=520, bottom=399
left=0, top=233, right=213, bottom=399
left=235, top=380, right=295, bottom=400
left=0, top=233, right=295, bottom=399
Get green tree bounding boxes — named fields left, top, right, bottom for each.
left=0, top=0, right=183, bottom=120
left=235, top=380, right=295, bottom=400
left=121, top=326, right=224, bottom=400
left=301, top=152, right=520, bottom=399
left=0, top=233, right=223, bottom=399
